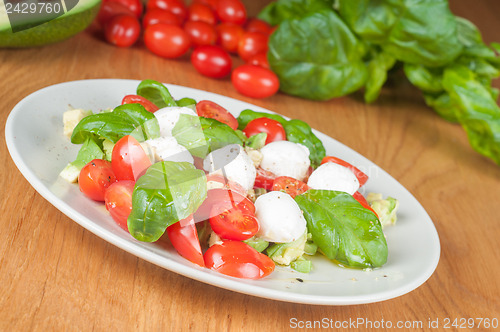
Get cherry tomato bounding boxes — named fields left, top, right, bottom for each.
left=192, top=0, right=217, bottom=9
left=245, top=18, right=272, bottom=35
left=194, top=189, right=254, bottom=222
left=122, top=95, right=159, bottom=113
left=144, top=23, right=191, bottom=58
left=204, top=240, right=275, bottom=279
left=272, top=176, right=309, bottom=198
left=103, top=0, right=143, bottom=18
left=79, top=159, right=117, bottom=202
left=97, top=1, right=136, bottom=26
left=237, top=32, right=268, bottom=62
left=146, top=0, right=188, bottom=22
left=188, top=2, right=217, bottom=25
left=167, top=216, right=205, bottom=267
left=243, top=117, right=286, bottom=144
left=209, top=203, right=259, bottom=241
left=142, top=8, right=181, bottom=29
left=254, top=167, right=276, bottom=191
left=104, top=14, right=141, bottom=47
left=352, top=191, right=378, bottom=217
left=232, top=64, right=280, bottom=99
left=215, top=22, right=245, bottom=53
left=215, top=0, right=247, bottom=25
left=321, top=156, right=369, bottom=187
left=191, top=45, right=232, bottom=79
left=104, top=180, right=134, bottom=230
left=196, top=100, right=238, bottom=130
left=206, top=174, right=247, bottom=196
left=183, top=20, right=217, bottom=47
left=111, top=135, right=151, bottom=181
left=247, top=52, right=270, bottom=69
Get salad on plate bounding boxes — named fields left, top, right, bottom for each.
left=60, top=79, right=399, bottom=280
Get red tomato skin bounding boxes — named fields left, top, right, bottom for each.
left=192, top=0, right=217, bottom=9
left=194, top=188, right=254, bottom=222
left=103, top=0, right=143, bottom=18
left=204, top=240, right=275, bottom=279
left=188, top=2, right=217, bottom=25
left=97, top=1, right=136, bottom=26
left=231, top=64, right=279, bottom=99
left=104, top=14, right=141, bottom=48
left=196, top=100, right=238, bottom=130
left=183, top=20, right=218, bottom=47
left=191, top=45, right=232, bottom=79
left=245, top=18, right=272, bottom=35
left=167, top=216, right=205, bottom=267
left=215, top=22, right=245, bottom=53
left=146, top=0, right=188, bottom=22
left=321, top=156, right=369, bottom=186
left=79, top=159, right=117, bottom=202
left=104, top=180, right=135, bottom=230
left=122, top=95, right=159, bottom=113
left=247, top=52, right=270, bottom=69
left=209, top=204, right=258, bottom=241
left=272, top=176, right=309, bottom=198
left=215, top=0, right=247, bottom=25
left=144, top=23, right=192, bottom=58
left=253, top=168, right=276, bottom=191
left=237, top=32, right=268, bottom=62
left=205, top=174, right=247, bottom=196
left=243, top=117, right=286, bottom=144
left=352, top=191, right=378, bottom=217
left=111, top=135, right=151, bottom=181
left=142, top=8, right=181, bottom=29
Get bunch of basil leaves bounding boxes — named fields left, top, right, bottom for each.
left=259, top=0, right=500, bottom=164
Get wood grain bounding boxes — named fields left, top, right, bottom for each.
left=1, top=1, right=499, bottom=331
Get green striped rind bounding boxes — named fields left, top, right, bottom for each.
left=0, top=0, right=101, bottom=48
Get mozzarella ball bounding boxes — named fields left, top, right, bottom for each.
left=255, top=191, right=307, bottom=243
left=154, top=106, right=197, bottom=137
left=143, top=136, right=194, bottom=164
left=260, top=141, right=310, bottom=181
left=307, top=162, right=359, bottom=195
left=203, top=144, right=256, bottom=192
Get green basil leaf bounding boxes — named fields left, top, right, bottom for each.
left=237, top=109, right=286, bottom=130
left=258, top=0, right=333, bottom=26
left=295, top=190, right=388, bottom=268
left=136, top=79, right=177, bottom=108
left=200, top=117, right=244, bottom=153
left=128, top=162, right=207, bottom=242
left=364, top=49, right=396, bottom=103
left=71, top=103, right=159, bottom=144
left=268, top=10, right=367, bottom=100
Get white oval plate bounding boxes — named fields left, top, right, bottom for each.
left=5, top=79, right=440, bottom=305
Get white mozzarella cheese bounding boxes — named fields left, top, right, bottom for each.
left=259, top=141, right=310, bottom=181
left=154, top=106, right=197, bottom=137
left=307, top=162, right=359, bottom=194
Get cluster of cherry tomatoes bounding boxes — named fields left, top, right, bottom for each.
left=97, top=0, right=280, bottom=99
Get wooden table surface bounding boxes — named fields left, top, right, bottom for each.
left=1, top=1, right=499, bottom=330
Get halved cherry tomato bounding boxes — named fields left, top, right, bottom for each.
left=254, top=167, right=276, bottom=191
left=321, top=156, right=369, bottom=186
left=144, top=23, right=192, bottom=58
left=215, top=0, right=247, bottom=25
left=216, top=22, right=245, bottom=53
left=188, top=2, right=217, bottom=25
left=79, top=159, right=117, bottom=201
left=191, top=45, right=232, bottom=79
left=122, top=95, right=159, bottom=113
left=111, top=135, right=151, bottom=181
left=245, top=18, right=272, bottom=35
left=243, top=117, right=285, bottom=144
left=247, top=52, right=270, bottom=69
left=194, top=188, right=254, bottom=222
left=146, top=0, right=188, bottom=22
left=142, top=8, right=181, bottom=29
left=352, top=191, right=378, bottom=217
left=184, top=20, right=217, bottom=47
left=196, top=100, right=238, bottom=130
left=104, top=180, right=134, bottom=230
left=104, top=14, right=141, bottom=48
left=206, top=174, right=247, bottom=196
left=204, top=240, right=275, bottom=279
left=103, top=0, right=143, bottom=18
left=97, top=1, right=136, bottom=26
left=237, top=32, right=268, bottom=62
left=231, top=64, right=279, bottom=99
left=167, top=215, right=205, bottom=267
left=272, top=176, right=309, bottom=198
left=209, top=203, right=258, bottom=241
